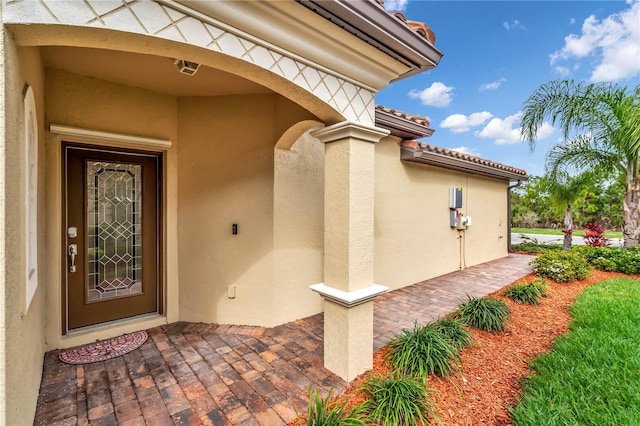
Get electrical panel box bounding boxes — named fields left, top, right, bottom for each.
left=449, top=187, right=463, bottom=209
left=450, top=210, right=458, bottom=228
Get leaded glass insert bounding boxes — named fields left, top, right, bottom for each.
left=87, top=161, right=142, bottom=301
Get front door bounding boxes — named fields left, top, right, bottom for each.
left=63, top=144, right=161, bottom=331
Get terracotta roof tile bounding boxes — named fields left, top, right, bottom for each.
left=375, top=105, right=431, bottom=128
left=389, top=10, right=436, bottom=44
left=400, top=140, right=527, bottom=178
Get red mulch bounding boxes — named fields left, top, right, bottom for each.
left=290, top=269, right=637, bottom=425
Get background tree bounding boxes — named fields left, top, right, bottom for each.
left=543, top=171, right=594, bottom=250
left=521, top=80, right=640, bottom=248
left=511, top=171, right=624, bottom=230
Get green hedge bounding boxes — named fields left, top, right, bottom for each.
left=574, top=246, right=640, bottom=274
left=530, top=250, right=589, bottom=282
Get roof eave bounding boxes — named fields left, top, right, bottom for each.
left=375, top=109, right=434, bottom=139
left=296, top=0, right=444, bottom=81
left=400, top=146, right=528, bottom=181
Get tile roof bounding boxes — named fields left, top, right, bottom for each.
left=375, top=105, right=430, bottom=128
left=389, top=11, right=436, bottom=45
left=400, top=140, right=527, bottom=181
left=375, top=105, right=434, bottom=139
left=373, top=1, right=437, bottom=44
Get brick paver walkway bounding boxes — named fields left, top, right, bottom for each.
left=34, top=254, right=533, bottom=425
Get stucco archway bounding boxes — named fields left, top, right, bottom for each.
left=5, top=0, right=377, bottom=125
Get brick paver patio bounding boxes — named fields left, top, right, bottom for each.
left=34, top=253, right=533, bottom=425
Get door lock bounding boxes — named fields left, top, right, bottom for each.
left=68, top=244, right=78, bottom=273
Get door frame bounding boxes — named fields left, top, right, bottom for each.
left=61, top=142, right=164, bottom=334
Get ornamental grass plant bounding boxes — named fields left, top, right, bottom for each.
left=360, top=373, right=435, bottom=426
left=456, top=295, right=510, bottom=332
left=429, top=317, right=473, bottom=350
left=299, top=388, right=364, bottom=426
left=387, top=321, right=459, bottom=380
left=504, top=283, right=543, bottom=305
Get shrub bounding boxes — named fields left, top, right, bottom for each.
left=387, top=321, right=459, bottom=379
left=429, top=318, right=472, bottom=350
left=360, top=373, right=435, bottom=426
left=575, top=246, right=640, bottom=275
left=530, top=250, right=589, bottom=282
left=583, top=222, right=612, bottom=247
left=504, top=283, right=542, bottom=305
left=456, top=296, right=510, bottom=332
left=300, top=388, right=364, bottom=426
left=591, top=256, right=618, bottom=272
left=511, top=242, right=562, bottom=254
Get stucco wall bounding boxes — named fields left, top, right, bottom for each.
left=2, top=40, right=47, bottom=424
left=44, top=68, right=180, bottom=349
left=273, top=131, right=325, bottom=324
left=177, top=95, right=277, bottom=325
left=374, top=137, right=509, bottom=290
left=177, top=95, right=324, bottom=327
left=463, top=174, right=510, bottom=266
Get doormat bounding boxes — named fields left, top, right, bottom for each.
left=58, top=330, right=148, bottom=365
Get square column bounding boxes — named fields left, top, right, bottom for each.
left=310, top=121, right=389, bottom=381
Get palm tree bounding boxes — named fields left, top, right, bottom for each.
left=521, top=80, right=640, bottom=248
left=542, top=172, right=592, bottom=250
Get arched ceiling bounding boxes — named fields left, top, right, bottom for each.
left=41, top=46, right=274, bottom=97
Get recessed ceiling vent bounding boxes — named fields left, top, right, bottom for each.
left=174, top=59, right=200, bottom=76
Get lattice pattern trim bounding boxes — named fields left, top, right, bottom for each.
left=4, top=0, right=375, bottom=124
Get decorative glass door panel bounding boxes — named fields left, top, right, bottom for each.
left=87, top=161, right=143, bottom=302
left=64, top=145, right=161, bottom=331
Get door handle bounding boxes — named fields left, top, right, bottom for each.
left=68, top=244, right=78, bottom=273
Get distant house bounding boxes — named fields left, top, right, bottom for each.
left=0, top=1, right=526, bottom=423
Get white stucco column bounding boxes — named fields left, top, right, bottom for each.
left=310, top=121, right=389, bottom=381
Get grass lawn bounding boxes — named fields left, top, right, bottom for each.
left=511, top=227, right=623, bottom=238
left=511, top=278, right=640, bottom=425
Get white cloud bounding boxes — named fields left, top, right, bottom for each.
left=479, top=78, right=506, bottom=91
left=451, top=146, right=481, bottom=157
left=503, top=20, right=525, bottom=30
left=550, top=0, right=640, bottom=81
left=569, top=17, right=576, bottom=25
left=476, top=112, right=523, bottom=145
left=440, top=111, right=493, bottom=133
left=476, top=111, right=554, bottom=145
left=408, top=82, right=454, bottom=107
left=536, top=122, right=555, bottom=140
left=384, top=0, right=408, bottom=12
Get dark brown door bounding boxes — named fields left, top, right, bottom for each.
left=63, top=144, right=161, bottom=331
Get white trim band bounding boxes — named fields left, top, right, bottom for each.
left=309, top=283, right=389, bottom=308
left=50, top=125, right=172, bottom=150
left=310, top=121, right=390, bottom=144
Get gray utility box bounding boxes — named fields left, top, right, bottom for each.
left=449, top=187, right=462, bottom=209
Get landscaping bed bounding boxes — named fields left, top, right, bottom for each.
left=291, top=268, right=637, bottom=425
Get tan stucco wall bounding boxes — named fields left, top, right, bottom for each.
left=0, top=23, right=5, bottom=426
left=2, top=39, right=47, bottom=424
left=178, top=95, right=323, bottom=327
left=273, top=131, right=325, bottom=324
left=374, top=137, right=510, bottom=290
left=44, top=68, right=180, bottom=349
left=177, top=95, right=276, bottom=325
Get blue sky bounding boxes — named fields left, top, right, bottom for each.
left=376, top=0, right=640, bottom=177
